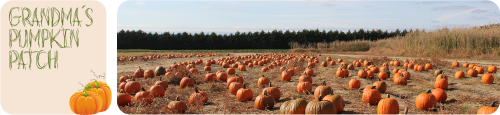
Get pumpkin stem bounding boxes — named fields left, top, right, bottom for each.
left=94, top=80, right=100, bottom=88
left=131, top=77, right=136, bottom=81
left=323, top=81, right=326, bottom=86
left=141, top=87, right=146, bottom=91
left=175, top=96, right=179, bottom=101
left=85, top=84, right=92, bottom=91
left=159, top=76, right=163, bottom=81
left=387, top=94, right=390, bottom=98
left=330, top=89, right=334, bottom=95
left=119, top=89, right=125, bottom=93
left=83, top=90, right=89, bottom=97
left=243, top=84, right=247, bottom=89
left=403, top=107, right=408, bottom=114
left=371, top=86, right=377, bottom=89
left=194, top=87, right=199, bottom=93
left=490, top=101, right=499, bottom=107
left=426, top=89, right=432, bottom=94
left=269, top=82, right=272, bottom=87
left=263, top=89, right=268, bottom=96
left=235, top=78, right=239, bottom=83
left=291, top=97, right=295, bottom=100
left=188, top=73, right=191, bottom=78
left=317, top=94, right=322, bottom=101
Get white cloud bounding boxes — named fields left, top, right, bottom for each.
left=434, top=8, right=481, bottom=21
left=135, top=2, right=145, bottom=6
left=321, top=4, right=337, bottom=7
left=198, top=6, right=210, bottom=9
left=216, top=6, right=246, bottom=11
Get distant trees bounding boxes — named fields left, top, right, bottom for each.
left=117, top=28, right=410, bottom=49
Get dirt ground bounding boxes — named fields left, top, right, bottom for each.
left=117, top=52, right=500, bottom=114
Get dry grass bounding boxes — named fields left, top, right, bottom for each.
left=290, top=23, right=500, bottom=59
left=118, top=52, right=500, bottom=114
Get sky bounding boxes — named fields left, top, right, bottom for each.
left=117, top=0, right=500, bottom=35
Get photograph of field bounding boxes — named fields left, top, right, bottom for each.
left=117, top=1, right=500, bottom=114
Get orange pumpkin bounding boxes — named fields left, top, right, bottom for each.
left=189, top=87, right=208, bottom=104
left=204, top=66, right=211, bottom=71
left=377, top=94, right=399, bottom=114
left=262, top=82, right=281, bottom=101
left=358, top=70, right=368, bottom=78
left=227, top=75, right=244, bottom=87
left=305, top=67, right=314, bottom=76
left=343, top=68, right=350, bottom=77
left=393, top=59, right=400, bottom=66
left=86, top=81, right=111, bottom=112
left=477, top=101, right=499, bottom=114
left=336, top=68, right=345, bottom=78
left=432, top=88, right=447, bottom=103
left=314, top=81, right=332, bottom=100
left=330, top=61, right=336, bottom=66
left=238, top=64, right=246, bottom=71
left=349, top=79, right=361, bottom=89
left=236, top=84, right=253, bottom=102
left=134, top=87, right=153, bottom=105
left=367, top=70, right=375, bottom=79
left=394, top=75, right=407, bottom=85
left=125, top=78, right=141, bottom=95
left=482, top=73, right=494, bottom=84
left=134, top=66, right=145, bottom=78
left=297, top=81, right=313, bottom=94
left=150, top=85, right=165, bottom=97
left=255, top=89, right=275, bottom=110
left=180, top=74, right=195, bottom=88
left=476, top=66, right=485, bottom=74
left=117, top=89, right=131, bottom=106
left=216, top=71, right=228, bottom=82
left=229, top=78, right=243, bottom=95
left=488, top=65, right=497, bottom=73
left=452, top=61, right=459, bottom=68
left=299, top=72, right=313, bottom=83
left=70, top=90, right=103, bottom=114
left=227, top=68, right=236, bottom=75
left=362, top=86, right=382, bottom=105
left=378, top=70, right=389, bottom=80
left=258, top=75, right=270, bottom=87
left=455, top=71, right=465, bottom=79
left=205, top=73, right=217, bottom=82
left=425, top=62, right=433, bottom=70
left=167, top=96, right=188, bottom=113
left=468, top=69, right=478, bottom=77
left=144, top=69, right=155, bottom=78
left=282, top=69, right=292, bottom=81
left=415, top=90, right=436, bottom=111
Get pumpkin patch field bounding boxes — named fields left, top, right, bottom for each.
left=117, top=52, right=500, bottom=114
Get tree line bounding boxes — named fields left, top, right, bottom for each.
left=117, top=28, right=412, bottom=50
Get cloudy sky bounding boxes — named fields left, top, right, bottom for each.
left=117, top=0, right=500, bottom=34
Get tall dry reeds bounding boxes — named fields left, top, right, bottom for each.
left=289, top=40, right=371, bottom=52
left=290, top=23, right=500, bottom=58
